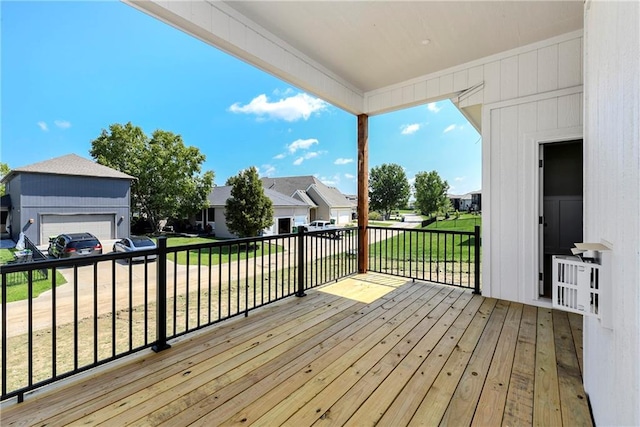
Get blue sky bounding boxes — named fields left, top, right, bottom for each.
left=1, top=1, right=481, bottom=196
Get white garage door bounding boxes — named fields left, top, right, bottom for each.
left=338, top=211, right=351, bottom=225
left=333, top=209, right=352, bottom=225
left=41, top=214, right=115, bottom=242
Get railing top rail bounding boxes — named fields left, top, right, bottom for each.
left=366, top=226, right=475, bottom=236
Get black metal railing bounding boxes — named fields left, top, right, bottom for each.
left=367, top=225, right=480, bottom=293
left=1, top=227, right=359, bottom=402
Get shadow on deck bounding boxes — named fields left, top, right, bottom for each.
left=1, top=273, right=592, bottom=426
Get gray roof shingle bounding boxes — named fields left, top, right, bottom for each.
left=2, top=153, right=135, bottom=182
left=261, top=176, right=351, bottom=208
left=208, top=185, right=309, bottom=207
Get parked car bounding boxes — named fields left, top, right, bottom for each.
left=112, top=236, right=157, bottom=262
left=299, top=220, right=343, bottom=238
left=48, top=233, right=103, bottom=258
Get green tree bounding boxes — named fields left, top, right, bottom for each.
left=90, top=122, right=214, bottom=232
left=369, top=163, right=410, bottom=220
left=414, top=170, right=450, bottom=218
left=0, top=162, right=10, bottom=195
left=225, top=167, right=274, bottom=238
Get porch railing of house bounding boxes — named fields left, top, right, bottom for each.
left=367, top=225, right=481, bottom=293
left=1, top=228, right=359, bottom=402
left=0, top=224, right=479, bottom=402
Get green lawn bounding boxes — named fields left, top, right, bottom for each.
left=1, top=248, right=67, bottom=303
left=162, top=236, right=285, bottom=266
left=369, top=214, right=482, bottom=263
left=368, top=221, right=393, bottom=227
left=369, top=229, right=477, bottom=263
left=424, top=214, right=481, bottom=232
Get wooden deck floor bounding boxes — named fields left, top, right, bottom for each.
left=1, top=274, right=592, bottom=426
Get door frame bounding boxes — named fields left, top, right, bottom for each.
left=529, top=126, right=583, bottom=302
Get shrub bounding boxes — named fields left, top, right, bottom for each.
left=369, top=211, right=382, bottom=221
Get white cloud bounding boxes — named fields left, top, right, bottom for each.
left=287, top=138, right=318, bottom=153
left=259, top=164, right=276, bottom=177
left=344, top=173, right=355, bottom=179
left=400, top=123, right=421, bottom=135
left=273, top=153, right=286, bottom=160
left=443, top=124, right=457, bottom=133
left=292, top=151, right=322, bottom=166
left=319, top=174, right=341, bottom=187
left=54, top=120, right=71, bottom=129
left=334, top=158, right=354, bottom=165
left=455, top=176, right=466, bottom=182
left=427, top=102, right=442, bottom=113
left=37, top=121, right=48, bottom=131
left=229, top=92, right=328, bottom=122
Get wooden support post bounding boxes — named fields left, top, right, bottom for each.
left=357, top=114, right=369, bottom=274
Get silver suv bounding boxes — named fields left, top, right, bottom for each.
left=48, top=233, right=103, bottom=258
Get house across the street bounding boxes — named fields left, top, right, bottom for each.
left=449, top=190, right=482, bottom=212
left=206, top=185, right=310, bottom=239
left=261, top=176, right=353, bottom=225
left=1, top=154, right=134, bottom=245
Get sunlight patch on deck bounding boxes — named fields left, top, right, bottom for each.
left=318, top=275, right=407, bottom=303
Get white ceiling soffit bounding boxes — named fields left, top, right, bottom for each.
left=126, top=1, right=583, bottom=114
left=223, top=1, right=583, bottom=91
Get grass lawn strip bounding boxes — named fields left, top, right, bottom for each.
left=0, top=248, right=67, bottom=303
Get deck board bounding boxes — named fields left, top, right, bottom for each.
left=534, top=308, right=563, bottom=426
left=470, top=302, right=522, bottom=426
left=1, top=274, right=593, bottom=427
left=502, top=303, right=538, bottom=426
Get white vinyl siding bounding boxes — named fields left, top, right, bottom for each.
left=582, top=2, right=640, bottom=425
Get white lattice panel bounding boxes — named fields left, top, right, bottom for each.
left=552, top=255, right=600, bottom=317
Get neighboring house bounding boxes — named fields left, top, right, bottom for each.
left=470, top=191, right=481, bottom=212
left=0, top=154, right=135, bottom=245
left=0, top=194, right=11, bottom=239
left=344, top=194, right=358, bottom=219
left=262, top=176, right=353, bottom=225
left=207, top=185, right=310, bottom=239
left=449, top=191, right=481, bottom=212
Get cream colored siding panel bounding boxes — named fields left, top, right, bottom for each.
left=402, top=85, right=414, bottom=104
left=518, top=50, right=538, bottom=97
left=484, top=60, right=501, bottom=103
left=414, top=81, right=427, bottom=100
left=439, top=73, right=454, bottom=94
left=391, top=87, right=402, bottom=107
left=518, top=102, right=539, bottom=302
left=558, top=37, right=582, bottom=89
left=558, top=93, right=582, bottom=128
left=498, top=105, right=520, bottom=302
left=166, top=0, right=188, bottom=20
left=488, top=109, right=501, bottom=298
left=453, top=69, right=468, bottom=92
left=583, top=2, right=640, bottom=425
left=468, top=65, right=483, bottom=87
left=537, top=97, right=558, bottom=130
left=211, top=4, right=230, bottom=40
left=537, top=44, right=559, bottom=92
left=500, top=56, right=519, bottom=101
left=190, top=1, right=212, bottom=32
left=426, top=78, right=440, bottom=99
